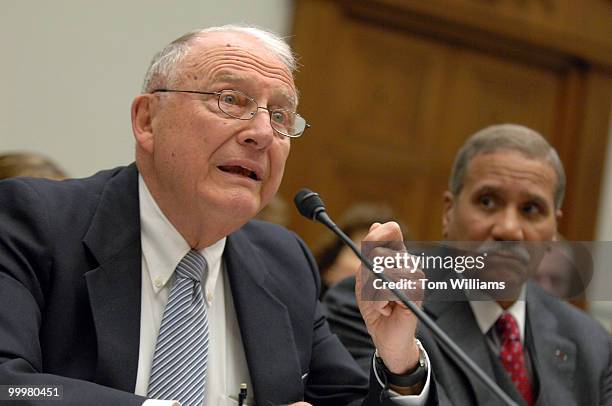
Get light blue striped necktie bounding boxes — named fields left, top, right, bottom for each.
left=148, top=250, right=209, bottom=406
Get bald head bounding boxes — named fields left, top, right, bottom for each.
left=141, top=25, right=297, bottom=94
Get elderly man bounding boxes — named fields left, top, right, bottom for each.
left=325, top=124, right=612, bottom=405
left=0, top=26, right=429, bottom=406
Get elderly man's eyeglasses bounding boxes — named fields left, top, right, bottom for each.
left=151, top=89, right=309, bottom=138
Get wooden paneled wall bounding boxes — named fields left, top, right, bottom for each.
left=280, top=0, right=612, bottom=248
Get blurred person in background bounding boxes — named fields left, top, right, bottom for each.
left=0, top=152, right=67, bottom=180
left=534, top=235, right=593, bottom=300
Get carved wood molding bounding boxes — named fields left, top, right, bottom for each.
left=339, top=0, right=612, bottom=70
left=466, top=0, right=557, bottom=13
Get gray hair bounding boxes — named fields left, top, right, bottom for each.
left=141, top=24, right=297, bottom=92
left=448, top=124, right=566, bottom=209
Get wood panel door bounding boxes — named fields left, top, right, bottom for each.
left=279, top=0, right=610, bottom=246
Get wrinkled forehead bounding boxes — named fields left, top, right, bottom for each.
left=177, top=32, right=297, bottom=103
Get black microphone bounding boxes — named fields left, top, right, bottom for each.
left=293, top=189, right=330, bottom=224
left=294, top=188, right=518, bottom=406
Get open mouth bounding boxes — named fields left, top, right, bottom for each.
left=218, top=165, right=260, bottom=181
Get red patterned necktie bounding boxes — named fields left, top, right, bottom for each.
left=495, top=313, right=534, bottom=406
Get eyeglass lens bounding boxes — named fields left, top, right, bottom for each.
left=216, top=90, right=305, bottom=137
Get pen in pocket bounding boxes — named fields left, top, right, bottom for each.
left=238, top=383, right=247, bottom=406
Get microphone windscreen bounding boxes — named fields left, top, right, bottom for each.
left=294, top=188, right=325, bottom=220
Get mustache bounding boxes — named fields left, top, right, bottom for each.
left=474, top=241, right=531, bottom=265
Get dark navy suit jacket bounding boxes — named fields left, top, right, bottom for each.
left=0, top=164, right=400, bottom=406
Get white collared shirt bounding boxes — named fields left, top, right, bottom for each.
left=469, top=286, right=527, bottom=345
left=135, top=176, right=253, bottom=406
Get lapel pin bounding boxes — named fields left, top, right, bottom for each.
left=554, top=349, right=568, bottom=361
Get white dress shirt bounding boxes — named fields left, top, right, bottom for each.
left=469, top=286, right=527, bottom=346
left=136, top=176, right=253, bottom=406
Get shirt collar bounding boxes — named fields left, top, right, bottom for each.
left=139, top=175, right=226, bottom=298
left=469, top=285, right=527, bottom=342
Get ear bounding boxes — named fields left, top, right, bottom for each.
left=131, top=94, right=156, bottom=154
left=442, top=191, right=455, bottom=238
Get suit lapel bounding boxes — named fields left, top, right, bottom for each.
left=526, top=284, right=576, bottom=405
left=224, top=229, right=303, bottom=405
left=425, top=299, right=499, bottom=405
left=83, top=164, right=142, bottom=392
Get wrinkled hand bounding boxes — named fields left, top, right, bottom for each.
left=356, top=222, right=422, bottom=374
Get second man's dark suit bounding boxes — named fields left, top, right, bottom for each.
left=324, top=276, right=612, bottom=405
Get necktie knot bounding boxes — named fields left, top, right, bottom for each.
left=495, top=312, right=520, bottom=342
left=176, top=250, right=207, bottom=281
